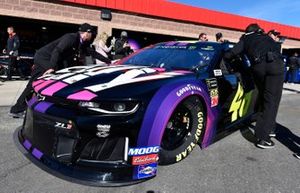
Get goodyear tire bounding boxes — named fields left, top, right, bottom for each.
left=159, top=96, right=206, bottom=165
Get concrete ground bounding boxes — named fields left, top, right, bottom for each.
left=0, top=80, right=299, bottom=193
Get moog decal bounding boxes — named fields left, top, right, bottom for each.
left=128, top=146, right=160, bottom=156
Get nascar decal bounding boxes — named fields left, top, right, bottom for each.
left=229, top=83, right=253, bottom=122
left=128, top=146, right=160, bottom=156
left=132, top=154, right=159, bottom=165
left=206, top=78, right=219, bottom=107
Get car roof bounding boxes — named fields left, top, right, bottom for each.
left=154, top=41, right=234, bottom=51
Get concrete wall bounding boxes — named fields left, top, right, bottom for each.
left=0, top=0, right=299, bottom=48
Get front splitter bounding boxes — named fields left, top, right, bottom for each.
left=14, top=126, right=153, bottom=187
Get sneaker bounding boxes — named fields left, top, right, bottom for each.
left=8, top=111, right=25, bottom=118
left=269, top=131, right=276, bottom=137
left=256, top=139, right=275, bottom=149
left=294, top=153, right=300, bottom=160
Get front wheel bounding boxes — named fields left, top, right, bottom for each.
left=159, top=96, right=206, bottom=165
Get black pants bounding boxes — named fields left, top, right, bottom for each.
left=252, top=59, right=284, bottom=141
left=10, top=59, right=47, bottom=113
left=7, top=56, right=16, bottom=80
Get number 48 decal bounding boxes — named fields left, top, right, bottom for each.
left=229, top=83, right=253, bottom=122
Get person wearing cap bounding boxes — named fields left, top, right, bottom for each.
left=224, top=23, right=284, bottom=149
left=268, top=29, right=280, bottom=42
left=9, top=23, right=110, bottom=118
left=215, top=32, right=228, bottom=43
left=113, top=31, right=133, bottom=59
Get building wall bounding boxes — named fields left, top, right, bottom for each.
left=0, top=0, right=299, bottom=48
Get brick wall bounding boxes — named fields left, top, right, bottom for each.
left=0, top=0, right=299, bottom=48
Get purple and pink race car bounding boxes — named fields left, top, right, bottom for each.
left=16, top=41, right=258, bottom=186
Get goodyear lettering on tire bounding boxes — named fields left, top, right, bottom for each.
left=176, top=112, right=204, bottom=162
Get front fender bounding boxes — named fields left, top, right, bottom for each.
left=137, top=80, right=219, bottom=148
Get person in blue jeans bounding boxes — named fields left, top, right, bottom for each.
left=286, top=52, right=300, bottom=83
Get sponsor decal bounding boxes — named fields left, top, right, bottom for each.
left=137, top=163, right=157, bottom=179
left=229, top=83, right=253, bottom=122
left=210, top=88, right=219, bottom=107
left=213, top=69, right=222, bottom=76
left=96, top=124, right=111, bottom=138
left=176, top=84, right=202, bottom=97
left=54, top=121, right=72, bottom=130
left=132, top=154, right=159, bottom=165
left=206, top=78, right=219, bottom=107
left=176, top=112, right=204, bottom=162
left=128, top=146, right=160, bottom=156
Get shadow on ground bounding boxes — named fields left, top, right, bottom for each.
left=240, top=123, right=300, bottom=153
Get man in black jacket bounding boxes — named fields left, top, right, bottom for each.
left=9, top=23, right=110, bottom=117
left=3, top=26, right=22, bottom=80
left=224, top=23, right=284, bottom=149
left=113, top=31, right=133, bottom=59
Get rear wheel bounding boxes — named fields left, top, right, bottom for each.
left=159, top=96, right=206, bottom=165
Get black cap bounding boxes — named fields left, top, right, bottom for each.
left=245, top=23, right=263, bottom=33
left=268, top=29, right=280, bottom=36
left=79, top=23, right=93, bottom=33
left=216, top=32, right=223, bottom=39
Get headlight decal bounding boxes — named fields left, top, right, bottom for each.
left=88, top=103, right=139, bottom=115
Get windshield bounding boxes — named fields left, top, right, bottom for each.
left=121, top=42, right=220, bottom=71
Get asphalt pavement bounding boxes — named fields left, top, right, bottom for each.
left=0, top=80, right=299, bottom=193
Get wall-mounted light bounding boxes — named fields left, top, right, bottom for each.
left=101, top=9, right=112, bottom=21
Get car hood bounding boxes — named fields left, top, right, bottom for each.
left=32, top=65, right=196, bottom=100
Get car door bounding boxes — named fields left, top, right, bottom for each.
left=212, top=55, right=257, bottom=131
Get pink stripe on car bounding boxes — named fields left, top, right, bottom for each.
left=41, top=82, right=68, bottom=96
left=34, top=80, right=55, bottom=92
left=67, top=90, right=97, bottom=101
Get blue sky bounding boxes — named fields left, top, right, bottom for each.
left=169, top=0, right=300, bottom=27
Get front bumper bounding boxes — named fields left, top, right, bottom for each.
left=16, top=105, right=156, bottom=186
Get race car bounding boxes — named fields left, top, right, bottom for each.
left=16, top=41, right=258, bottom=186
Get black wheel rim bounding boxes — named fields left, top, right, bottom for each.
left=161, top=105, right=192, bottom=150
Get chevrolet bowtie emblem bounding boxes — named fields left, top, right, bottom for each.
left=37, top=94, right=45, bottom=101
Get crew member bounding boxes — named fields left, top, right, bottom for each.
left=198, top=33, right=208, bottom=41
left=224, top=23, right=284, bottom=149
left=3, top=26, right=22, bottom=80
left=113, top=31, right=133, bottom=59
left=9, top=23, right=110, bottom=118
left=267, top=29, right=280, bottom=42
